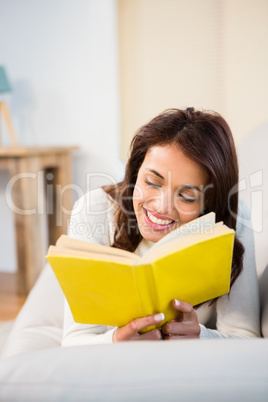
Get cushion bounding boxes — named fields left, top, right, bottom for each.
left=0, top=339, right=268, bottom=401
left=1, top=263, right=64, bottom=359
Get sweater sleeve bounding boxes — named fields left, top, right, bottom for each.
left=62, top=299, right=116, bottom=346
left=61, top=189, right=117, bottom=347
left=199, top=200, right=261, bottom=339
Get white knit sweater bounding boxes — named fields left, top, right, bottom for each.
left=62, top=188, right=260, bottom=346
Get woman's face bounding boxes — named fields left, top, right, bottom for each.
left=133, top=144, right=209, bottom=242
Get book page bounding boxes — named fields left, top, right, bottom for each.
left=47, top=245, right=136, bottom=264
left=55, top=235, right=137, bottom=262
left=149, top=212, right=216, bottom=251
left=139, top=223, right=234, bottom=265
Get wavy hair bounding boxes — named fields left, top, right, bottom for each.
left=104, top=108, right=244, bottom=303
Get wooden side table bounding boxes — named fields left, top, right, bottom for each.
left=0, top=146, right=78, bottom=294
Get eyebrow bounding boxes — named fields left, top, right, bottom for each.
left=146, top=169, right=202, bottom=192
left=147, top=169, right=165, bottom=180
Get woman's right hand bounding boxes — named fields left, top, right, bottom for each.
left=113, top=313, right=165, bottom=342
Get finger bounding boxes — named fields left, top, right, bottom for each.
left=131, top=313, right=165, bottom=333
left=173, top=299, right=195, bottom=319
left=163, top=333, right=199, bottom=340
left=115, top=313, right=165, bottom=341
left=161, top=321, right=200, bottom=336
left=174, top=311, right=184, bottom=323
left=138, top=329, right=162, bottom=341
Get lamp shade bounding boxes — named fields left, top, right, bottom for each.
left=0, top=66, right=12, bottom=94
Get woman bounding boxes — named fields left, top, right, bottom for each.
left=63, top=108, right=260, bottom=345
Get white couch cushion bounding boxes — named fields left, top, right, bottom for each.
left=0, top=339, right=268, bottom=401
left=1, top=263, right=64, bottom=359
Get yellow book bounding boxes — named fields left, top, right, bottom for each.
left=46, top=212, right=235, bottom=331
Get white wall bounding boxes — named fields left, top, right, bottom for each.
left=118, top=0, right=268, bottom=157
left=0, top=0, right=122, bottom=272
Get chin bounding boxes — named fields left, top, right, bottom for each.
left=140, top=226, right=172, bottom=243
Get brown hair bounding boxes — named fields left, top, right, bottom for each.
left=105, top=108, right=244, bottom=303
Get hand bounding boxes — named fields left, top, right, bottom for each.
left=113, top=313, right=165, bottom=342
left=161, top=299, right=200, bottom=340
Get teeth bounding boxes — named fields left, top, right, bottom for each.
left=146, top=210, right=173, bottom=226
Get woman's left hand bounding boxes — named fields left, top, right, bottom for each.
left=161, top=299, right=201, bottom=340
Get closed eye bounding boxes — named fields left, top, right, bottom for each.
left=145, top=180, right=161, bottom=188
left=178, top=193, right=197, bottom=203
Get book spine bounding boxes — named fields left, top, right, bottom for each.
left=133, top=264, right=160, bottom=317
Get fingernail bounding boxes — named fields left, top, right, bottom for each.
left=174, top=299, right=180, bottom=307
left=154, top=313, right=165, bottom=322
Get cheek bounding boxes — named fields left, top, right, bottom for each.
left=133, top=181, right=158, bottom=208
left=175, top=200, right=202, bottom=223
left=132, top=183, right=145, bottom=214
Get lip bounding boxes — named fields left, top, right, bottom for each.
left=143, top=208, right=176, bottom=231
left=145, top=208, right=175, bottom=221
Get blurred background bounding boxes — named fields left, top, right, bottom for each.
left=0, top=0, right=268, bottom=277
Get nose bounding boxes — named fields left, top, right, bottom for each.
left=153, top=188, right=175, bottom=215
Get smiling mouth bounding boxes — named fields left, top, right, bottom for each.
left=144, top=208, right=175, bottom=227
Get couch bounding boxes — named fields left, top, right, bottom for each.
left=0, top=127, right=268, bottom=401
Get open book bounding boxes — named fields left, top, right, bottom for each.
left=46, top=212, right=235, bottom=331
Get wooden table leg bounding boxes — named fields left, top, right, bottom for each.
left=46, top=153, right=74, bottom=245
left=9, top=157, right=45, bottom=294
left=3, top=150, right=76, bottom=295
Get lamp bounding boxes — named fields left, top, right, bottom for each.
left=0, top=66, right=18, bottom=146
